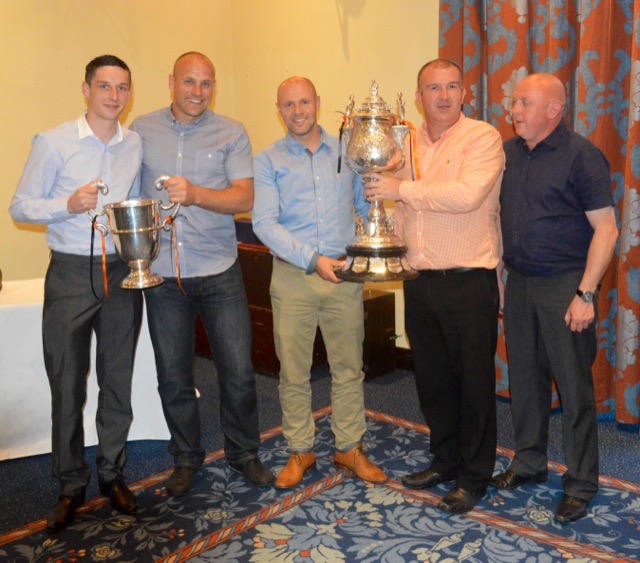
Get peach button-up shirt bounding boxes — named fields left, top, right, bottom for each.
left=395, top=114, right=505, bottom=270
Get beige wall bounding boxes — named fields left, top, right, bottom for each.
left=1, top=0, right=438, bottom=281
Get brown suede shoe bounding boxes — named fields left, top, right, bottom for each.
left=275, top=452, right=316, bottom=488
left=334, top=444, right=387, bottom=484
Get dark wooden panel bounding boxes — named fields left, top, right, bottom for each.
left=362, top=289, right=396, bottom=380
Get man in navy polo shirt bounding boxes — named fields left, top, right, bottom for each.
left=494, top=73, right=618, bottom=523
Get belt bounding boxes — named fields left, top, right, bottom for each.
left=418, top=267, right=476, bottom=278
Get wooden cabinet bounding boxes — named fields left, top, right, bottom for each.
left=195, top=242, right=396, bottom=380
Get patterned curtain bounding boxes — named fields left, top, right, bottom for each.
left=439, top=0, right=640, bottom=425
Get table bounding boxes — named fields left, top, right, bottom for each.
left=0, top=279, right=169, bottom=460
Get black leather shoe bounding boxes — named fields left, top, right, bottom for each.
left=437, top=487, right=485, bottom=514
left=229, top=457, right=275, bottom=487
left=401, top=468, right=456, bottom=490
left=100, top=481, right=137, bottom=515
left=46, top=494, right=84, bottom=533
left=166, top=466, right=199, bottom=496
left=554, top=495, right=588, bottom=523
left=491, top=469, right=547, bottom=490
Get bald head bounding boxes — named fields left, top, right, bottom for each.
left=277, top=76, right=317, bottom=104
left=520, top=73, right=566, bottom=105
left=173, top=52, right=215, bottom=78
left=511, top=73, right=567, bottom=150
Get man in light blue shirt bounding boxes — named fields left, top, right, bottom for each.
left=10, top=55, right=143, bottom=533
left=130, top=52, right=273, bottom=495
left=252, top=76, right=387, bottom=488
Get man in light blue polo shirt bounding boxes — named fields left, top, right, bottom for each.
left=130, top=52, right=273, bottom=495
left=10, top=55, right=143, bottom=532
left=252, top=76, right=387, bottom=488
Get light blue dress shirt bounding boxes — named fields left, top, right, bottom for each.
left=252, top=128, right=368, bottom=273
left=10, top=115, right=142, bottom=255
left=130, top=107, right=253, bottom=278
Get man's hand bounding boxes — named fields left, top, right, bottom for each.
left=67, top=182, right=100, bottom=214
left=163, top=176, right=199, bottom=206
left=363, top=172, right=402, bottom=202
left=315, top=255, right=345, bottom=283
left=564, top=296, right=595, bottom=332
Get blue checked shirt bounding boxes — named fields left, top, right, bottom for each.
left=130, top=107, right=253, bottom=277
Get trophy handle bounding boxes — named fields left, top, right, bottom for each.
left=155, top=175, right=181, bottom=231
left=87, top=180, right=109, bottom=234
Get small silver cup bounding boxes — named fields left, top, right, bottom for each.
left=105, top=199, right=168, bottom=289
left=92, top=177, right=179, bottom=289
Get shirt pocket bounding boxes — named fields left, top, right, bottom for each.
left=195, top=149, right=226, bottom=187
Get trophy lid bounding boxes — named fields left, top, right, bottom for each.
left=353, top=80, right=395, bottom=118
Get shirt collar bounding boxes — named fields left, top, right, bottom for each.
left=420, top=113, right=465, bottom=144
left=517, top=120, right=568, bottom=154
left=77, top=112, right=124, bottom=144
left=166, top=105, right=213, bottom=131
left=284, top=125, right=332, bottom=156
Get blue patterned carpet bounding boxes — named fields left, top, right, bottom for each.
left=1, top=407, right=639, bottom=562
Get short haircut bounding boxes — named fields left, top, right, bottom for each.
left=417, top=58, right=462, bottom=90
left=85, top=55, right=131, bottom=84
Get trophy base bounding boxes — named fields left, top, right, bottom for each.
left=336, top=245, right=418, bottom=283
left=120, top=268, right=164, bottom=289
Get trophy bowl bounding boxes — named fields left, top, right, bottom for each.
left=104, top=199, right=164, bottom=289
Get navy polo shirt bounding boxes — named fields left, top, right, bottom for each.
left=500, top=121, right=613, bottom=277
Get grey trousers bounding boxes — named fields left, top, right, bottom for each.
left=504, top=268, right=599, bottom=500
left=43, top=252, right=143, bottom=496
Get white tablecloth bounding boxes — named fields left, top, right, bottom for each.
left=0, top=279, right=169, bottom=460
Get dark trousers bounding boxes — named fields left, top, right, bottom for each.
left=504, top=268, right=599, bottom=500
left=43, top=252, right=143, bottom=497
left=143, top=260, right=260, bottom=468
left=404, top=268, right=499, bottom=493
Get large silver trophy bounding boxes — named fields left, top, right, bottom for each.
left=337, top=81, right=418, bottom=282
left=91, top=177, right=179, bottom=289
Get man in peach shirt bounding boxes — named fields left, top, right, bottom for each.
left=364, top=58, right=504, bottom=514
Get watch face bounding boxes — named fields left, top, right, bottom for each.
left=579, top=290, right=594, bottom=302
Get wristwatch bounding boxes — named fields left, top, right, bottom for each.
left=576, top=289, right=595, bottom=303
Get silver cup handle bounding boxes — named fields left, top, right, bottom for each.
left=87, top=180, right=109, bottom=234
left=155, top=175, right=181, bottom=231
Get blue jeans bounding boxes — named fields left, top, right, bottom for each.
left=144, top=260, right=260, bottom=467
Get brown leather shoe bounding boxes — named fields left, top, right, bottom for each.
left=275, top=452, right=316, bottom=488
left=554, top=495, right=588, bottom=523
left=100, top=481, right=137, bottom=515
left=46, top=494, right=85, bottom=534
left=334, top=444, right=387, bottom=484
